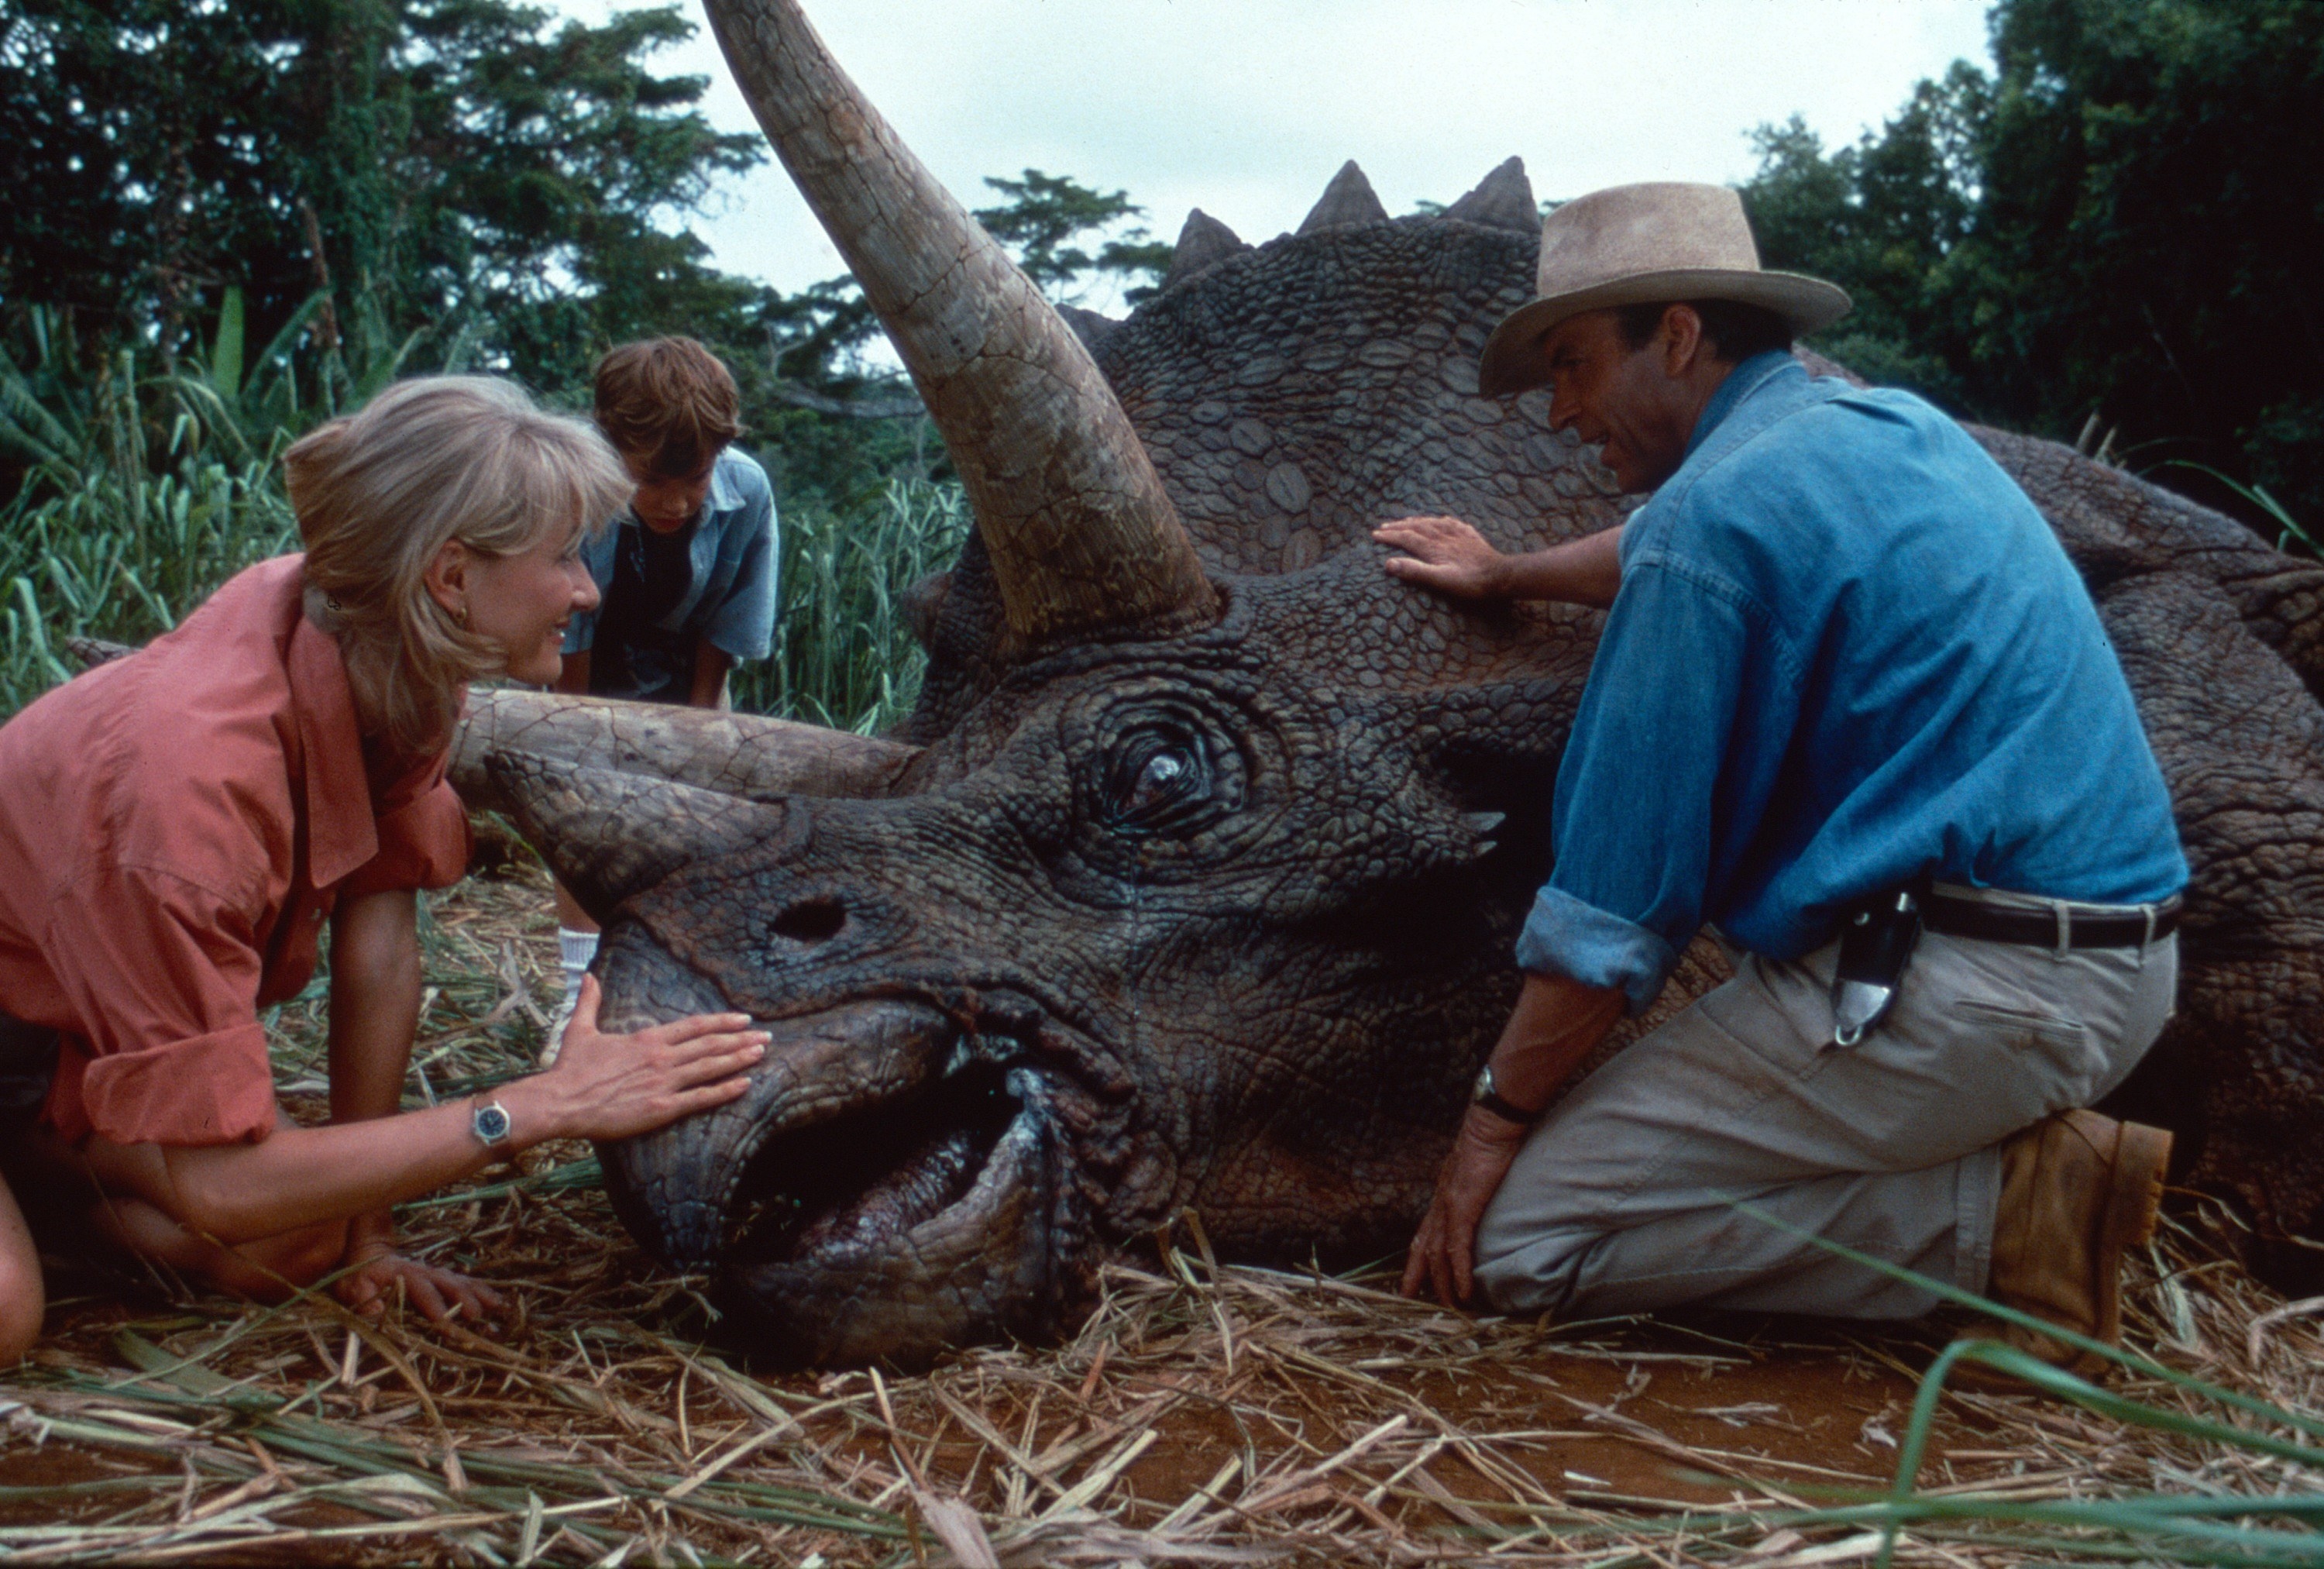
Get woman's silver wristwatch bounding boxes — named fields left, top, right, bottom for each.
left=471, top=1098, right=513, bottom=1147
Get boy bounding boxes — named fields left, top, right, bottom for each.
left=549, top=339, right=779, bottom=1036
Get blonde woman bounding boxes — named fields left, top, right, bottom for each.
left=0, top=377, right=766, bottom=1359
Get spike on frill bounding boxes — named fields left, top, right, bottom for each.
left=1298, top=161, right=1390, bottom=234
left=1443, top=157, right=1538, bottom=235
left=1164, top=208, right=1249, bottom=291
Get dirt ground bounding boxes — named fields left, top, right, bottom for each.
left=0, top=853, right=2315, bottom=1566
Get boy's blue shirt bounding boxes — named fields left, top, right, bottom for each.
left=1514, top=353, right=2188, bottom=1014
left=563, top=448, right=779, bottom=688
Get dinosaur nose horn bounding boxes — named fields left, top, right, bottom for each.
left=706, top=0, right=1219, bottom=647
left=486, top=752, right=786, bottom=921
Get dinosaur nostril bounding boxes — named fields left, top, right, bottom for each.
left=772, top=897, right=846, bottom=943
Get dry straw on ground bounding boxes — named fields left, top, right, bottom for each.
left=0, top=864, right=2317, bottom=1567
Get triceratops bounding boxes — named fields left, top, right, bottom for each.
left=456, top=0, right=2324, bottom=1364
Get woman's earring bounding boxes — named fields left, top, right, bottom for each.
left=454, top=603, right=469, bottom=627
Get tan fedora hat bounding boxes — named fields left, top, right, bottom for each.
left=1477, top=181, right=1851, bottom=397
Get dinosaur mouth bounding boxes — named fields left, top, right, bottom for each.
left=727, top=1051, right=1030, bottom=1262
left=600, top=996, right=1074, bottom=1365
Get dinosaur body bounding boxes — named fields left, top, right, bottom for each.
left=483, top=0, right=2324, bottom=1364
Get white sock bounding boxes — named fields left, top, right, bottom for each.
left=558, top=927, right=600, bottom=999
left=545, top=928, right=600, bottom=1066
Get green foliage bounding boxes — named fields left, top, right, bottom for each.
left=2162, top=463, right=2318, bottom=560
left=1741, top=70, right=1989, bottom=405
left=971, top=169, right=1174, bottom=306
left=0, top=0, right=766, bottom=400
left=1740, top=0, right=2324, bottom=533
left=733, top=477, right=970, bottom=735
left=0, top=342, right=299, bottom=717
left=0, top=295, right=968, bottom=734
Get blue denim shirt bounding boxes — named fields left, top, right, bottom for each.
left=1514, top=353, right=2187, bottom=1013
left=563, top=447, right=779, bottom=693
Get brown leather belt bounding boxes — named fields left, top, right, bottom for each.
left=1921, top=890, right=2181, bottom=949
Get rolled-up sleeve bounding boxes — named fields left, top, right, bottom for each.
left=1523, top=553, right=1770, bottom=1013
left=1514, top=886, right=1678, bottom=1016
left=42, top=863, right=279, bottom=1146
left=703, top=477, right=778, bottom=662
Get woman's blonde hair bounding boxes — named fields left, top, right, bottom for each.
left=284, top=377, right=631, bottom=755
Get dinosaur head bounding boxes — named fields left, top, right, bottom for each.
left=485, top=0, right=1622, bottom=1364
left=485, top=0, right=2324, bottom=1358
left=494, top=547, right=1590, bottom=1364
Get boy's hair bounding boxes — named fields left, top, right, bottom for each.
left=593, top=337, right=744, bottom=480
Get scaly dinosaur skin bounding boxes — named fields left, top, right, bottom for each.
left=489, top=6, right=2324, bottom=1365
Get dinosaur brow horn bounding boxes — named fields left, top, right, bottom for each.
left=706, top=0, right=1219, bottom=646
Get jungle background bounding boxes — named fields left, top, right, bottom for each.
left=3, top=0, right=2319, bottom=731
left=2, top=4, right=2322, bottom=1560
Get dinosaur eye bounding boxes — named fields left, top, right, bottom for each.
left=1102, top=727, right=1214, bottom=835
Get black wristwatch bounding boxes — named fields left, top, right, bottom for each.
left=1471, top=1065, right=1541, bottom=1126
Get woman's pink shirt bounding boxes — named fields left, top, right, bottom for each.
left=0, top=556, right=470, bottom=1146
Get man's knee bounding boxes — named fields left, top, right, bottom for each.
left=1472, top=1189, right=1530, bottom=1276
left=1473, top=1188, right=1596, bottom=1316
left=1473, top=1231, right=1587, bottom=1316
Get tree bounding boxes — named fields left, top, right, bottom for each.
left=751, top=170, right=1176, bottom=508
left=0, top=0, right=766, bottom=397
left=1972, top=0, right=2324, bottom=521
left=1751, top=67, right=1990, bottom=402
left=971, top=170, right=1171, bottom=306
left=1741, top=0, right=2324, bottom=532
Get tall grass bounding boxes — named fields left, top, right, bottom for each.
left=0, top=313, right=301, bottom=714
left=1721, top=1203, right=2324, bottom=1567
left=0, top=309, right=966, bottom=731
left=735, top=475, right=970, bottom=734
left=2162, top=459, right=2319, bottom=560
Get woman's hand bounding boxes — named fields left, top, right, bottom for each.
left=502, top=976, right=766, bottom=1147
left=1373, top=515, right=1510, bottom=600
left=1400, top=1106, right=1532, bottom=1308
left=336, top=1218, right=506, bottom=1326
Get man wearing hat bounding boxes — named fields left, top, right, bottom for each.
left=1380, top=182, right=2185, bottom=1371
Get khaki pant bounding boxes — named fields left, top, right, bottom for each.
left=1473, top=888, right=2178, bottom=1320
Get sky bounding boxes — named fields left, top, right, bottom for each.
left=563, top=0, right=1994, bottom=305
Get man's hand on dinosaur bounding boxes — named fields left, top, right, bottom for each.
left=1374, top=514, right=1510, bottom=599
left=1401, top=1106, right=1532, bottom=1307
